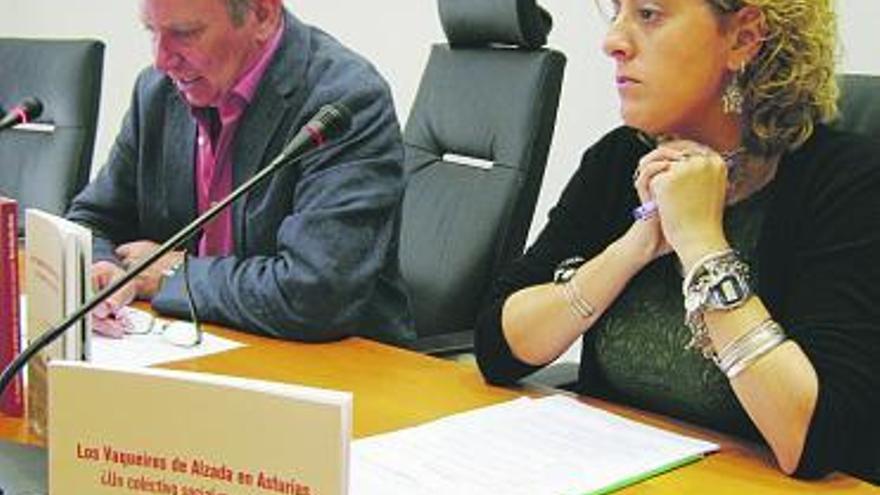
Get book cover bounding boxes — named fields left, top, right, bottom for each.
left=0, top=196, right=23, bottom=416
left=49, top=361, right=352, bottom=495
left=24, top=209, right=92, bottom=437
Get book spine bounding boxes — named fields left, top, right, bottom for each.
left=0, top=198, right=23, bottom=417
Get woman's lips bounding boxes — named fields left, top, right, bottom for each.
left=616, top=75, right=640, bottom=88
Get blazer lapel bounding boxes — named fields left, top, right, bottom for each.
left=162, top=91, right=198, bottom=252
left=230, top=11, right=310, bottom=255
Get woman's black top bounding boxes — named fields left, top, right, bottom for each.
left=475, top=125, right=880, bottom=482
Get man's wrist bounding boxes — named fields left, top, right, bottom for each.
left=161, top=255, right=185, bottom=280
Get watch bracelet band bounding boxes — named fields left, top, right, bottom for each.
left=683, top=249, right=752, bottom=311
left=682, top=249, right=753, bottom=359
left=684, top=315, right=713, bottom=359
left=715, top=319, right=787, bottom=378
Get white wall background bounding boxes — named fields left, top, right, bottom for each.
left=3, top=1, right=879, bottom=241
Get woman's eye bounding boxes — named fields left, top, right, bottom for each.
left=638, top=8, right=660, bottom=22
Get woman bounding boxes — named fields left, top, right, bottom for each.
left=475, top=0, right=879, bottom=481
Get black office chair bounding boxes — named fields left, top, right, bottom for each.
left=400, top=0, right=566, bottom=355
left=834, top=73, right=880, bottom=486
left=0, top=38, right=105, bottom=229
left=833, top=73, right=880, bottom=139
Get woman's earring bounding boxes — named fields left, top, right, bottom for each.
left=722, top=64, right=745, bottom=115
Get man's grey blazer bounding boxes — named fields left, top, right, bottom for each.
left=67, top=11, right=414, bottom=345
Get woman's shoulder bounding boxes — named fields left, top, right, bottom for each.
left=788, top=124, right=880, bottom=178
left=777, top=125, right=880, bottom=201
left=771, top=125, right=880, bottom=242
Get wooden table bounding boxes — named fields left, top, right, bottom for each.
left=1, top=322, right=876, bottom=494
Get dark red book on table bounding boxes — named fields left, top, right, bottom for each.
left=0, top=196, right=23, bottom=417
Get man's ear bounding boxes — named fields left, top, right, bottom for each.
left=252, top=0, right=282, bottom=38
left=727, top=5, right=767, bottom=70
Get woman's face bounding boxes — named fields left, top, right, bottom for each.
left=602, top=0, right=735, bottom=137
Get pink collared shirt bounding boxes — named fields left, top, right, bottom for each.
left=192, top=21, right=284, bottom=256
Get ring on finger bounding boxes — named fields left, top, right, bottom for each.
left=679, top=148, right=710, bottom=161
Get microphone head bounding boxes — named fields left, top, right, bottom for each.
left=24, top=97, right=44, bottom=119
left=0, top=96, right=44, bottom=130
left=275, top=102, right=354, bottom=162
left=18, top=97, right=44, bottom=120
left=311, top=103, right=352, bottom=142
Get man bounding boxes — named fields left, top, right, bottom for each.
left=67, top=0, right=413, bottom=344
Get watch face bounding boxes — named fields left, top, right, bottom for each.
left=710, top=274, right=748, bottom=306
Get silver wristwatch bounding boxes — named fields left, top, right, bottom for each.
left=682, top=250, right=753, bottom=358
left=161, top=257, right=185, bottom=280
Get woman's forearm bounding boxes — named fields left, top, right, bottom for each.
left=501, top=226, right=654, bottom=365
left=704, top=299, right=819, bottom=474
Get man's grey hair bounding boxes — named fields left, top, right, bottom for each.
left=226, top=0, right=253, bottom=25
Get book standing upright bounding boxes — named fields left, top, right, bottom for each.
left=0, top=197, right=23, bottom=417
left=24, top=209, right=92, bottom=437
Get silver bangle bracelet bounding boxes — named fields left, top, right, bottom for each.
left=715, top=319, right=787, bottom=378
left=559, top=280, right=595, bottom=320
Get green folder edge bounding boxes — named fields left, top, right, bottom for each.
left=582, top=453, right=705, bottom=495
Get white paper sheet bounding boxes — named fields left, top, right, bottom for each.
left=90, top=328, right=244, bottom=368
left=351, top=395, right=719, bottom=495
left=89, top=307, right=244, bottom=367
left=22, top=298, right=244, bottom=368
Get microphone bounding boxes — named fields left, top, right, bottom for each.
left=0, top=102, right=352, bottom=397
left=0, top=97, right=44, bottom=131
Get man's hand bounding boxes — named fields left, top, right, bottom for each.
left=91, top=261, right=136, bottom=337
left=115, top=241, right=185, bottom=298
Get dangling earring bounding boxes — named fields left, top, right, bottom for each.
left=722, top=63, right=745, bottom=115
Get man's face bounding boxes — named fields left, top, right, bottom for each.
left=141, top=0, right=265, bottom=107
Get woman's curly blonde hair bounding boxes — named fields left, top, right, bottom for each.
left=710, top=0, right=839, bottom=156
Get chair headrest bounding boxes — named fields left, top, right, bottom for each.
left=438, top=0, right=553, bottom=49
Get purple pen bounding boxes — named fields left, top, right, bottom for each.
left=633, top=201, right=659, bottom=220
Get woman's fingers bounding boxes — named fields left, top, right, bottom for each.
left=634, top=159, right=673, bottom=204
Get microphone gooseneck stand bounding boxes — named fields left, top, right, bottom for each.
left=0, top=102, right=350, bottom=493
left=0, top=102, right=352, bottom=399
